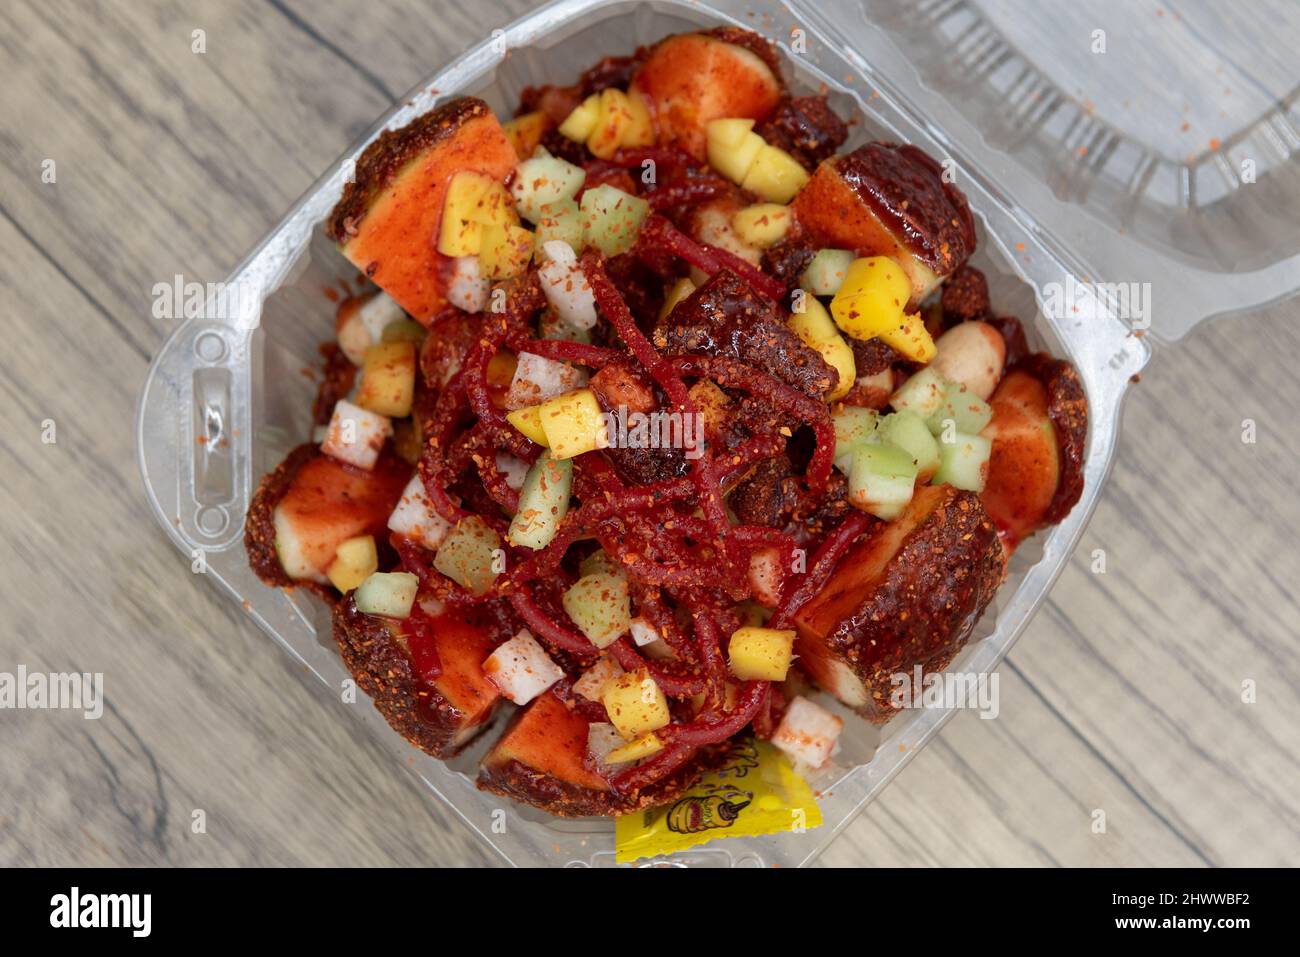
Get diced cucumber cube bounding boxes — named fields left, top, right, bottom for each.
left=928, top=380, right=993, bottom=437
left=877, top=410, right=941, bottom=478
left=799, top=249, right=855, bottom=296
left=847, top=442, right=917, bottom=520
left=507, top=451, right=573, bottom=550
left=562, top=572, right=631, bottom=648
left=580, top=185, right=649, bottom=257
left=832, top=406, right=879, bottom=470
left=534, top=198, right=585, bottom=253
left=510, top=155, right=586, bottom=223
left=934, top=431, right=992, bottom=492
left=434, top=516, right=501, bottom=596
left=353, top=571, right=419, bottom=619
left=889, top=366, right=949, bottom=423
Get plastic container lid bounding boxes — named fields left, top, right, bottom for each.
left=136, top=0, right=1300, bottom=866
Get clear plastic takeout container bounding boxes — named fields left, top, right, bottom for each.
left=137, top=0, right=1300, bottom=866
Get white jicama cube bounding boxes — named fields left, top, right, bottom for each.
left=482, top=629, right=565, bottom=705
left=446, top=255, right=490, bottom=313
left=772, top=696, right=844, bottom=770
left=505, top=351, right=588, bottom=410
left=387, top=474, right=451, bottom=550
left=494, top=453, right=530, bottom=492
left=628, top=616, right=659, bottom=647
left=321, top=399, right=392, bottom=470
left=586, top=721, right=624, bottom=770
left=572, top=655, right=625, bottom=702
left=357, top=290, right=406, bottom=343
left=538, top=241, right=597, bottom=330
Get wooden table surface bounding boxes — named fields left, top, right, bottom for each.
left=2, top=0, right=1297, bottom=867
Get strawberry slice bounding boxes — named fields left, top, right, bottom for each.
left=325, top=98, right=517, bottom=324
left=793, top=484, right=1005, bottom=723
left=333, top=598, right=502, bottom=757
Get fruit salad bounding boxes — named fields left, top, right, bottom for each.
left=245, top=26, right=1088, bottom=819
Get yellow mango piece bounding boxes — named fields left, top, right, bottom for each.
left=559, top=94, right=600, bottom=142
left=602, top=669, right=671, bottom=740
left=537, top=388, right=608, bottom=460
left=605, top=733, right=664, bottom=765
left=741, top=143, right=810, bottom=204
left=706, top=120, right=764, bottom=185
left=327, top=535, right=378, bottom=593
left=831, top=257, right=936, bottom=362
left=733, top=203, right=792, bottom=248
left=587, top=89, right=633, bottom=160
left=506, top=405, right=548, bottom=446
left=503, top=110, right=548, bottom=160
left=480, top=222, right=534, bottom=280
left=727, top=626, right=795, bottom=681
left=788, top=297, right=855, bottom=402
left=356, top=340, right=416, bottom=417
left=622, top=89, right=655, bottom=148
left=437, top=172, right=492, bottom=256
left=658, top=276, right=697, bottom=322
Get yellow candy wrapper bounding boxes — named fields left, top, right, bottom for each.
left=615, top=738, right=822, bottom=864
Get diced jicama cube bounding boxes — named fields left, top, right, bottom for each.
left=537, top=241, right=597, bottom=330
left=572, top=655, right=625, bottom=702
left=602, top=669, right=670, bottom=740
left=586, top=721, right=624, bottom=769
left=495, top=453, right=529, bottom=492
left=354, top=571, right=419, bottom=618
left=357, top=290, right=406, bottom=344
left=772, top=695, right=843, bottom=769
left=747, top=548, right=783, bottom=608
left=505, top=352, right=587, bottom=410
left=387, top=474, right=451, bottom=550
left=482, top=629, right=564, bottom=705
left=446, top=255, right=490, bottom=313
left=628, top=616, right=659, bottom=647
left=321, top=399, right=392, bottom=471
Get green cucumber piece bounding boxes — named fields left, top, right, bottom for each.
left=534, top=198, right=585, bottom=253
left=433, top=516, right=501, bottom=596
left=832, top=406, right=879, bottom=470
left=579, top=548, right=622, bottom=578
left=580, top=185, right=649, bottom=257
left=507, top=451, right=573, bottom=550
left=848, top=442, right=918, bottom=520
left=562, top=572, right=631, bottom=649
left=353, top=572, right=419, bottom=618
left=799, top=249, right=855, bottom=296
left=889, top=366, right=949, bottom=423
left=934, top=432, right=992, bottom=492
left=877, top=410, right=941, bottom=478
left=510, top=155, right=586, bottom=223
left=929, top=380, right=993, bottom=436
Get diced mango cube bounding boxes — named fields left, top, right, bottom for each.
left=326, top=534, right=378, bottom=593
left=356, top=340, right=416, bottom=418
left=537, top=388, right=608, bottom=459
left=659, top=276, right=697, bottom=323
left=623, top=89, right=655, bottom=148
left=728, top=626, right=795, bottom=681
left=741, top=144, right=810, bottom=204
left=587, top=88, right=633, bottom=160
left=706, top=119, right=764, bottom=185
left=480, top=222, right=534, bottom=280
left=605, top=733, right=664, bottom=764
left=558, top=94, right=600, bottom=142
left=602, top=669, right=671, bottom=740
left=503, top=110, right=549, bottom=160
left=788, top=297, right=856, bottom=402
left=506, top=405, right=549, bottom=446
left=830, top=256, right=936, bottom=363
left=436, top=172, right=517, bottom=257
left=733, top=203, right=792, bottom=248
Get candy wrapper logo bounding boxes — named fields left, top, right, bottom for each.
left=615, top=739, right=822, bottom=864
